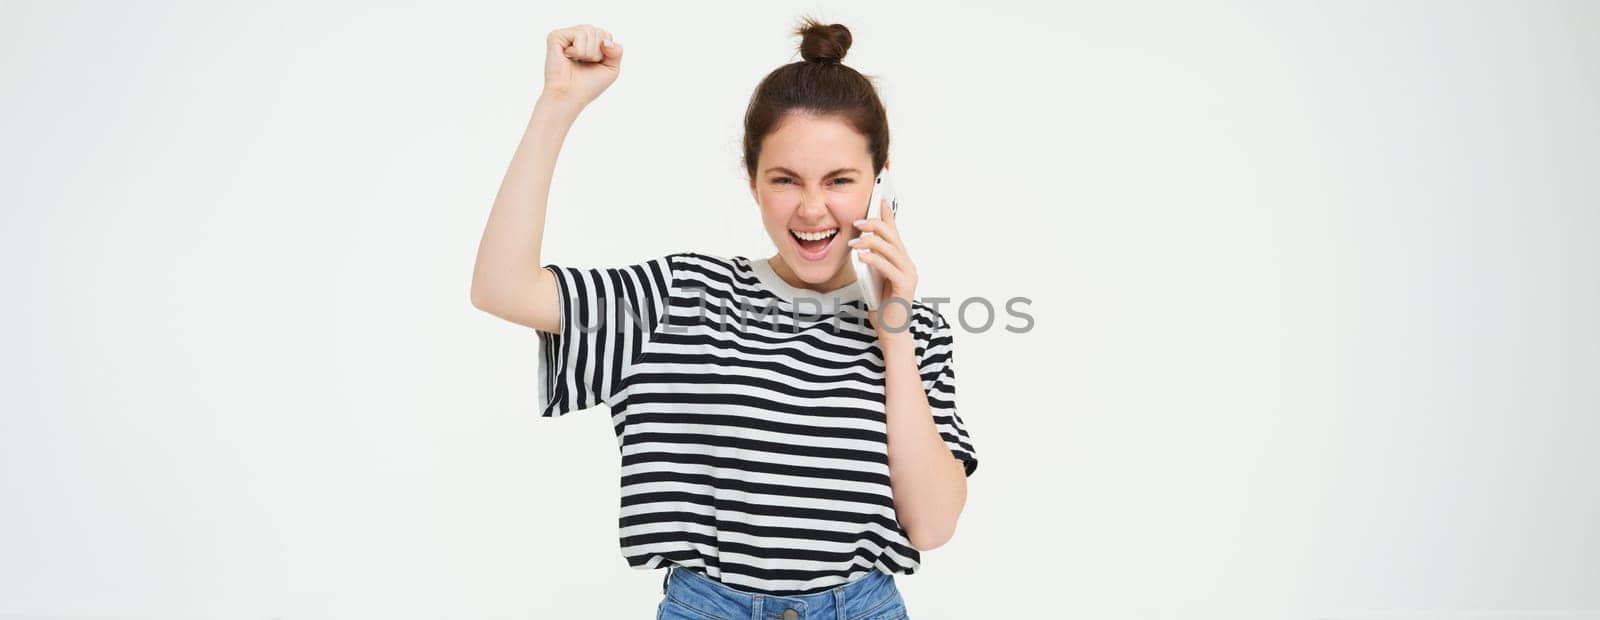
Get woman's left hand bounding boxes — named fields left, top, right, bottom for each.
left=849, top=197, right=918, bottom=345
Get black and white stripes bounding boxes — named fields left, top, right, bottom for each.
left=535, top=251, right=977, bottom=596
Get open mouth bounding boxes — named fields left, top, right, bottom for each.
left=789, top=227, right=839, bottom=261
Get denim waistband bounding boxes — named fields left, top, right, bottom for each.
left=659, top=564, right=903, bottom=620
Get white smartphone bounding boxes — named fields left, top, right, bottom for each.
left=854, top=166, right=899, bottom=311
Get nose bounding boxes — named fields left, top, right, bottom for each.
left=796, top=189, right=829, bottom=218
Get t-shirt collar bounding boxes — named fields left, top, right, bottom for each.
left=748, top=255, right=864, bottom=307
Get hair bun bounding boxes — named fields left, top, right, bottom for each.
left=794, top=17, right=851, bottom=65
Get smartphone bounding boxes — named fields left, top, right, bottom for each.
left=854, top=166, right=899, bottom=311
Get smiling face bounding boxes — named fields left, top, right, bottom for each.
left=749, top=111, right=878, bottom=292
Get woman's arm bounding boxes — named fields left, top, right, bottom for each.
left=882, top=332, right=968, bottom=551
left=853, top=195, right=970, bottom=550
left=469, top=96, right=580, bottom=333
left=470, top=25, right=623, bottom=332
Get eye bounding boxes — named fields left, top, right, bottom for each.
left=771, top=177, right=853, bottom=186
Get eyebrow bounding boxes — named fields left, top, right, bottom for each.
left=763, top=166, right=862, bottom=178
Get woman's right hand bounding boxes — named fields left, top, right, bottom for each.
left=542, top=24, right=623, bottom=107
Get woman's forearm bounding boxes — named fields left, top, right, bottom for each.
left=882, top=332, right=969, bottom=551
left=470, top=94, right=584, bottom=326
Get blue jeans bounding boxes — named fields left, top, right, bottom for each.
left=656, top=564, right=910, bottom=620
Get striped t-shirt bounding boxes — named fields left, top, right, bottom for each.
left=535, top=251, right=977, bottom=596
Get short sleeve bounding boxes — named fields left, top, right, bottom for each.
left=536, top=253, right=676, bottom=417
left=916, top=307, right=978, bottom=477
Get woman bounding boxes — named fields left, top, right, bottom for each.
left=471, top=17, right=977, bottom=619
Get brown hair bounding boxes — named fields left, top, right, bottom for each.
left=742, top=16, right=889, bottom=184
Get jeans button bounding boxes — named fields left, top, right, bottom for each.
left=782, top=609, right=798, bottom=620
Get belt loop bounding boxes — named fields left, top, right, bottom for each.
left=661, top=565, right=672, bottom=594
left=834, top=585, right=846, bottom=620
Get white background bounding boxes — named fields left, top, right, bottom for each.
left=2, top=1, right=1596, bottom=618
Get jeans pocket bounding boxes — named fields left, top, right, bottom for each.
left=872, top=600, right=909, bottom=620
left=851, top=596, right=909, bottom=620
left=656, top=597, right=727, bottom=620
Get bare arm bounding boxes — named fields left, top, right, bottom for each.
left=469, top=97, right=580, bottom=332
left=855, top=194, right=969, bottom=550
left=883, top=329, right=968, bottom=551
left=470, top=24, right=624, bottom=333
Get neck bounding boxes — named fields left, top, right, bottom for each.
left=767, top=253, right=856, bottom=293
